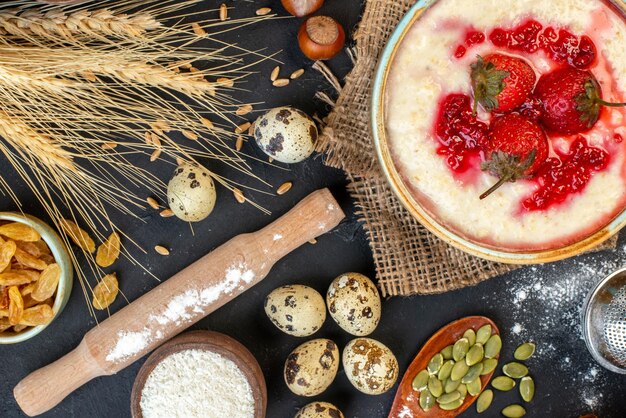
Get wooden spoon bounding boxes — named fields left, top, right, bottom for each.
left=130, top=330, right=267, bottom=418
left=388, top=316, right=499, bottom=418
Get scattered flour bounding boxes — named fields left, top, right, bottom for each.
left=140, top=349, right=255, bottom=418
left=106, top=262, right=255, bottom=363
left=273, top=233, right=282, bottom=241
left=484, top=245, right=626, bottom=415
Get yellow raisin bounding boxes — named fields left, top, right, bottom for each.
left=19, top=304, right=54, bottom=326
left=14, top=248, right=48, bottom=271
left=96, top=232, right=121, bottom=268
left=8, top=286, right=24, bottom=325
left=0, top=223, right=41, bottom=242
left=60, top=219, right=95, bottom=253
left=0, top=240, right=17, bottom=272
left=32, top=263, right=61, bottom=302
left=0, top=270, right=39, bottom=286
left=92, top=273, right=119, bottom=310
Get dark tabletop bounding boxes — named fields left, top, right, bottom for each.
left=1, top=1, right=625, bottom=417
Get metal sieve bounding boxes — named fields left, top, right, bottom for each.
left=582, top=267, right=626, bottom=374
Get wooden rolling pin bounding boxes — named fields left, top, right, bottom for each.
left=14, top=188, right=345, bottom=417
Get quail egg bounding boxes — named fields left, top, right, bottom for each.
left=284, top=339, right=339, bottom=397
left=295, top=402, right=344, bottom=418
left=326, top=272, right=382, bottom=336
left=265, top=285, right=326, bottom=337
left=253, top=106, right=317, bottom=163
left=167, top=163, right=217, bottom=222
left=343, top=338, right=399, bottom=395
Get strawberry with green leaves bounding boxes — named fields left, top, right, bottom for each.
left=480, top=113, right=549, bottom=199
left=471, top=54, right=536, bottom=114
left=535, top=67, right=626, bottom=135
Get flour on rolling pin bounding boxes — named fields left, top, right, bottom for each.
left=107, top=262, right=254, bottom=363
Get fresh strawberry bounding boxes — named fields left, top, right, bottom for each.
left=480, top=113, right=549, bottom=199
left=470, top=54, right=536, bottom=113
left=535, top=68, right=626, bottom=135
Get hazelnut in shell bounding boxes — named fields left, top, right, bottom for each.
left=281, top=0, right=324, bottom=17
left=298, top=16, right=345, bottom=61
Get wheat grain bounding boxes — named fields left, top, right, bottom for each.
left=235, top=122, right=251, bottom=134
left=236, top=104, right=252, bottom=116
left=233, top=188, right=245, bottom=204
left=146, top=197, right=160, bottom=210
left=270, top=66, right=280, bottom=81
left=290, top=69, right=305, bottom=79
left=219, top=4, right=228, bottom=21
left=273, top=78, right=289, bottom=87
left=256, top=8, right=272, bottom=16
left=160, top=209, right=175, bottom=218
left=154, top=245, right=170, bottom=256
left=277, top=182, right=292, bottom=195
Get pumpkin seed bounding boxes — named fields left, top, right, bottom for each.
left=453, top=337, right=470, bottom=361
left=412, top=370, right=429, bottom=392
left=502, top=404, right=526, bottom=417
left=441, top=345, right=454, bottom=360
left=445, top=377, right=462, bottom=393
left=419, top=389, right=435, bottom=412
left=451, top=360, right=469, bottom=381
left=492, top=376, right=516, bottom=391
left=466, top=343, right=484, bottom=366
left=466, top=377, right=482, bottom=396
left=514, top=342, right=536, bottom=361
left=457, top=383, right=467, bottom=398
left=503, top=362, right=529, bottom=379
left=436, top=391, right=461, bottom=404
left=462, top=363, right=483, bottom=384
left=438, top=360, right=455, bottom=381
left=485, top=334, right=502, bottom=359
left=476, top=389, right=493, bottom=413
left=519, top=376, right=535, bottom=402
left=463, top=329, right=477, bottom=346
left=439, top=398, right=463, bottom=410
left=427, top=353, right=444, bottom=375
left=481, top=358, right=498, bottom=375
left=476, top=324, right=492, bottom=345
left=428, top=375, right=443, bottom=397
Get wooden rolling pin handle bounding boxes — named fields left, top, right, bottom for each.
left=15, top=189, right=345, bottom=417
left=15, top=341, right=106, bottom=417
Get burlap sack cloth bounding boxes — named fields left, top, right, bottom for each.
left=316, top=0, right=617, bottom=297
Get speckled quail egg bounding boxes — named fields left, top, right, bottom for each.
left=253, top=106, right=318, bottom=164
left=284, top=339, right=339, bottom=397
left=343, top=338, right=399, bottom=395
left=326, top=272, right=382, bottom=336
left=295, top=402, right=344, bottom=418
left=167, top=163, right=217, bottom=222
left=264, top=285, right=326, bottom=337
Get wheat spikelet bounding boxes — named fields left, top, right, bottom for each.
left=0, top=8, right=160, bottom=39
left=0, top=110, right=75, bottom=171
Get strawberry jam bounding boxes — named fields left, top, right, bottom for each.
left=434, top=94, right=488, bottom=172
left=455, top=19, right=597, bottom=69
left=522, top=138, right=609, bottom=211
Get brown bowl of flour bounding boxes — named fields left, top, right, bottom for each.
left=131, top=330, right=267, bottom=418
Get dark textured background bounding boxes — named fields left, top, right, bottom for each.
left=1, top=1, right=625, bottom=417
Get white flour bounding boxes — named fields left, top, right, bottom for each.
left=140, top=349, right=255, bottom=418
left=106, top=262, right=255, bottom=363
left=485, top=245, right=626, bottom=414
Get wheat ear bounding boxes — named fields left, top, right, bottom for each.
left=0, top=110, right=75, bottom=171
left=0, top=8, right=160, bottom=39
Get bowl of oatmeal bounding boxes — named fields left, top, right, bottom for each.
left=373, top=0, right=626, bottom=263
